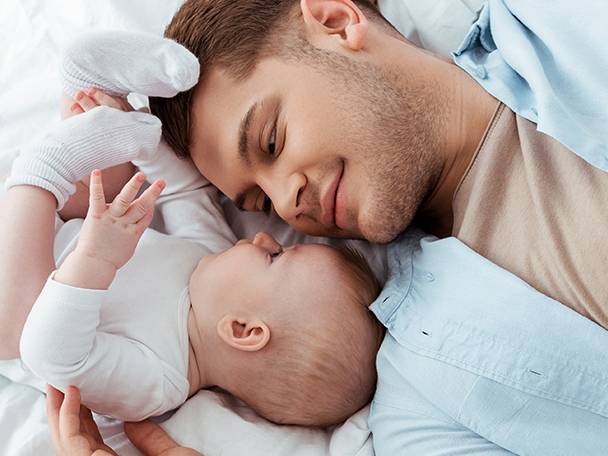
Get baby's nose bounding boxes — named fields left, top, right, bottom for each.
left=252, top=232, right=283, bottom=254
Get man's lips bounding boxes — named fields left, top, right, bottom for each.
left=320, top=161, right=344, bottom=227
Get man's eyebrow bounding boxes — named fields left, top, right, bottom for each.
left=233, top=101, right=260, bottom=211
left=238, top=101, right=259, bottom=166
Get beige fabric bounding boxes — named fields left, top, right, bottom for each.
left=452, top=104, right=608, bottom=329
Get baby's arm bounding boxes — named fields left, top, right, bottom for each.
left=0, top=106, right=161, bottom=359
left=20, top=172, right=177, bottom=421
left=0, top=95, right=84, bottom=359
left=0, top=187, right=57, bottom=359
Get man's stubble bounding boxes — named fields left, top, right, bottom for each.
left=281, top=37, right=445, bottom=242
left=330, top=57, right=444, bottom=243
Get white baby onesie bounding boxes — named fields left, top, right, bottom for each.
left=23, top=225, right=205, bottom=421
left=20, top=144, right=237, bottom=422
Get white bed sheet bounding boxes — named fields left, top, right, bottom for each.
left=0, top=0, right=481, bottom=454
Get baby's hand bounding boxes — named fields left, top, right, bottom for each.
left=75, top=169, right=165, bottom=272
left=69, top=88, right=136, bottom=115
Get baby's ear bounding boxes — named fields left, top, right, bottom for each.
left=216, top=315, right=270, bottom=352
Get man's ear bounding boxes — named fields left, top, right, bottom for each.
left=216, top=315, right=270, bottom=352
left=300, top=0, right=369, bottom=51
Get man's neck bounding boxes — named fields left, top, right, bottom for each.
left=418, top=65, right=500, bottom=237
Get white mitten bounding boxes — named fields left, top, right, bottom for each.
left=5, top=107, right=161, bottom=210
left=60, top=29, right=209, bottom=191
left=61, top=30, right=199, bottom=98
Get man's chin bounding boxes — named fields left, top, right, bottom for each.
left=290, top=216, right=402, bottom=243
left=293, top=222, right=364, bottom=241
left=359, top=218, right=406, bottom=244
left=361, top=230, right=399, bottom=244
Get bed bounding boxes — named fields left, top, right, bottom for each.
left=0, top=0, right=482, bottom=454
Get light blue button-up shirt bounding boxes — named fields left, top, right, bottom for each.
left=452, top=0, right=608, bottom=172
left=369, top=1, right=608, bottom=454
left=368, top=231, right=608, bottom=455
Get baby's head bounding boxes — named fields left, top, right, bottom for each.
left=189, top=232, right=383, bottom=426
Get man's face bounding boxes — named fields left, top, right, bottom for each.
left=190, top=49, right=437, bottom=243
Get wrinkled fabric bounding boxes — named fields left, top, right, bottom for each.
left=369, top=230, right=608, bottom=455
left=453, top=0, right=608, bottom=171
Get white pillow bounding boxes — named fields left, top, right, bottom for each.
left=379, top=0, right=484, bottom=56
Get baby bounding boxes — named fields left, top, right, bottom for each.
left=13, top=95, right=383, bottom=427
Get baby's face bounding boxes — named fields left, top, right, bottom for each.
left=188, top=233, right=381, bottom=426
left=189, top=232, right=351, bottom=325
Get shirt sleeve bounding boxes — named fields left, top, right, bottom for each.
left=134, top=139, right=237, bottom=252
left=453, top=0, right=608, bottom=171
left=369, top=401, right=516, bottom=456
left=20, top=273, right=185, bottom=421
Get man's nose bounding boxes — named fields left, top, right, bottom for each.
left=260, top=171, right=307, bottom=221
left=252, top=232, right=283, bottom=254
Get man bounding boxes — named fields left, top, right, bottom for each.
left=152, top=0, right=496, bottom=243
left=150, top=0, right=608, bottom=329
left=144, top=0, right=608, bottom=454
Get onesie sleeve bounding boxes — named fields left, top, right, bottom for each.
left=133, top=140, right=236, bottom=252
left=20, top=273, right=186, bottom=421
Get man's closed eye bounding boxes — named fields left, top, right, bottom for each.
left=268, top=122, right=277, bottom=157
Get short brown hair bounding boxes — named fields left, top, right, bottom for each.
left=149, top=0, right=384, bottom=159
left=335, top=245, right=382, bottom=308
left=234, top=244, right=383, bottom=426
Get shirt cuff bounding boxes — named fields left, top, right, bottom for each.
left=41, top=271, right=108, bottom=308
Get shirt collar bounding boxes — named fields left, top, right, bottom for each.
left=370, top=228, right=427, bottom=326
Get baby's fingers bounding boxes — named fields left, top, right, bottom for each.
left=109, top=172, right=147, bottom=218
left=74, top=90, right=98, bottom=112
left=87, top=88, right=133, bottom=112
left=68, top=102, right=84, bottom=115
left=123, top=179, right=165, bottom=224
left=88, top=170, right=107, bottom=216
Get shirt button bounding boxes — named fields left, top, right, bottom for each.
left=425, top=272, right=435, bottom=282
